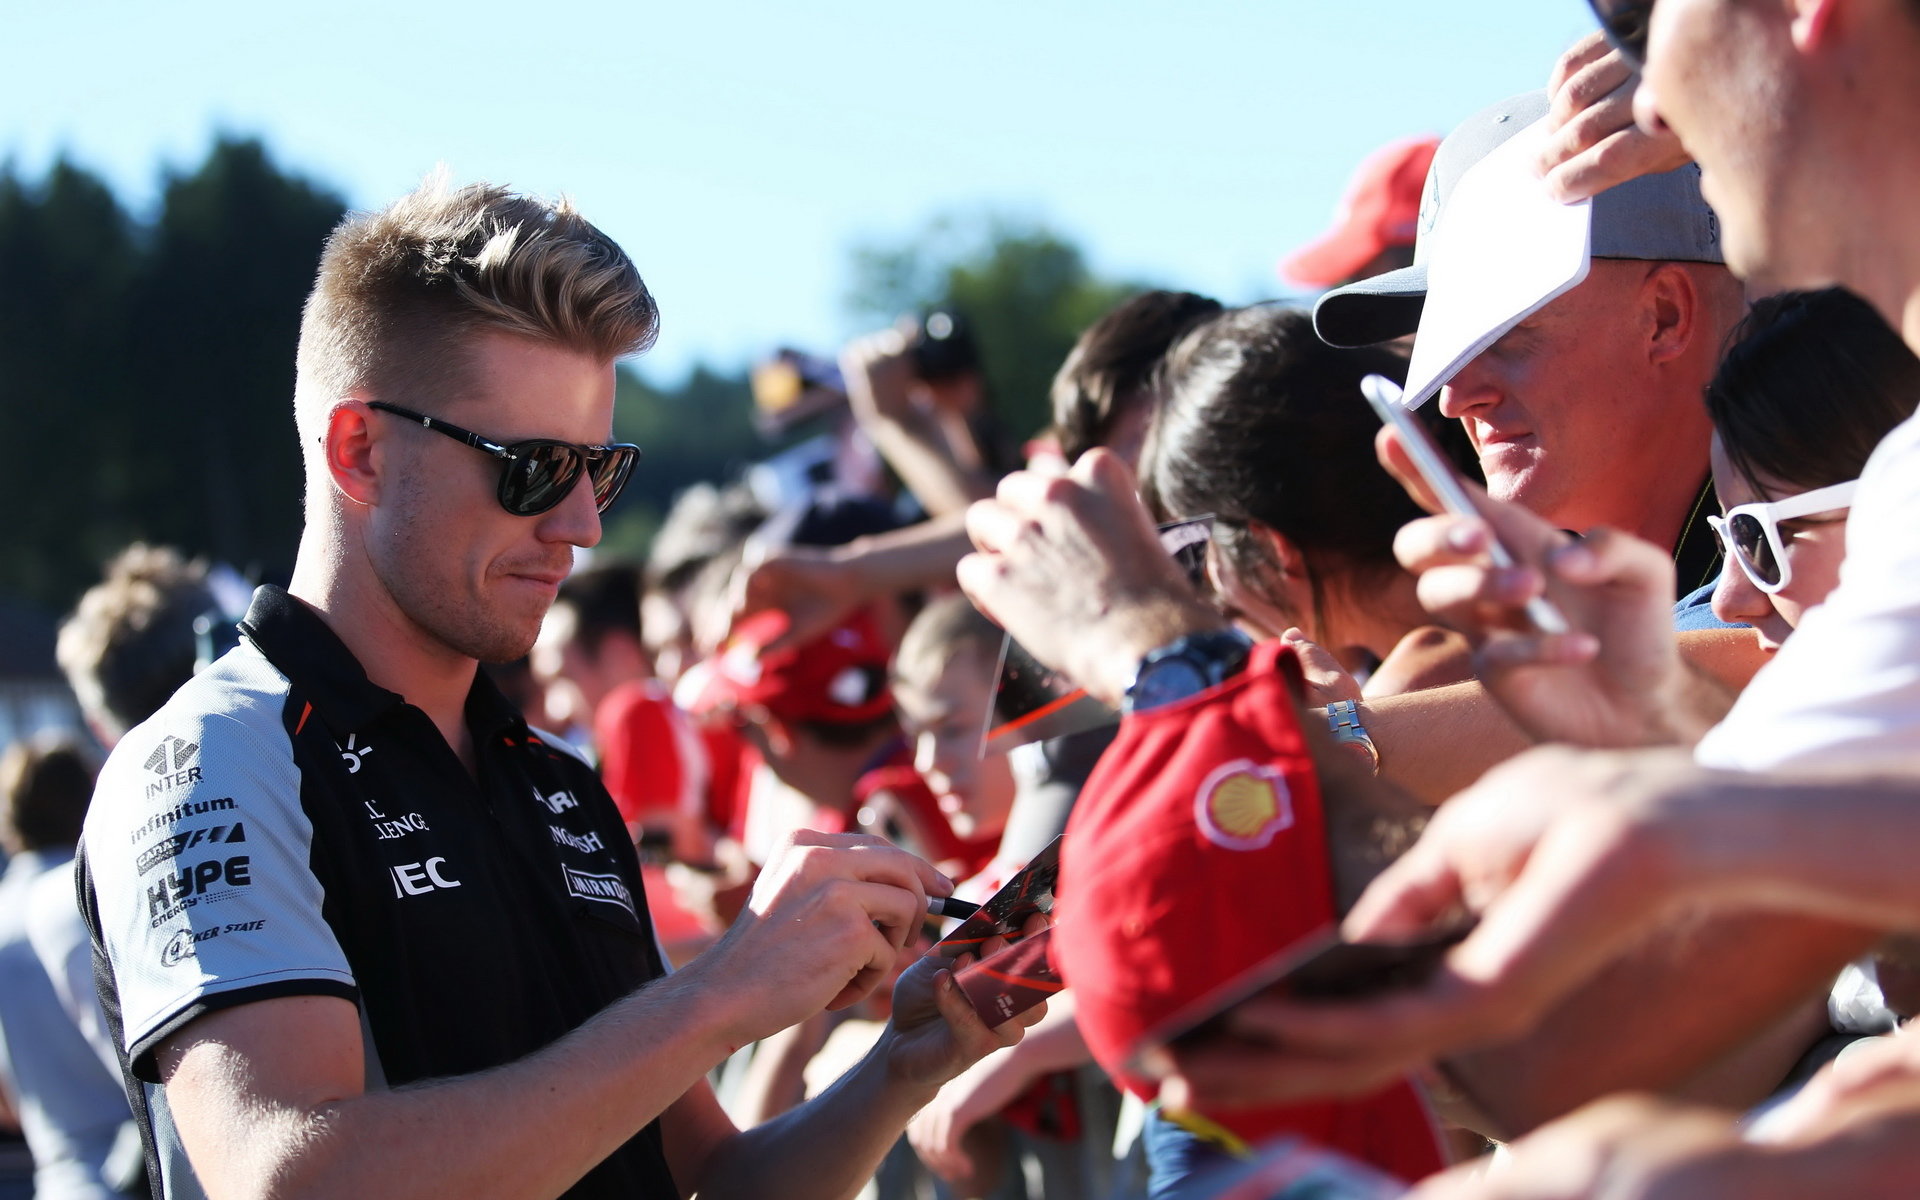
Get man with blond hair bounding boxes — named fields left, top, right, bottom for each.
left=79, top=178, right=1032, bottom=1200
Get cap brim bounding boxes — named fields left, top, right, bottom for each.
left=1280, top=226, right=1390, bottom=290
left=1311, top=264, right=1428, bottom=348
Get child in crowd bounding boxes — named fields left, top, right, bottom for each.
left=863, top=593, right=1015, bottom=884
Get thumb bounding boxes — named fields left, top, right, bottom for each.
left=1341, top=844, right=1467, bottom=942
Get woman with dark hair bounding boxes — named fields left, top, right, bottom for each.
left=1706, top=287, right=1920, bottom=650
left=1146, top=303, right=1476, bottom=697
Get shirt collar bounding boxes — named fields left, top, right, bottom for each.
left=238, top=585, right=527, bottom=742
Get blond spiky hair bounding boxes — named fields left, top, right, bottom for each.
left=294, top=172, right=657, bottom=438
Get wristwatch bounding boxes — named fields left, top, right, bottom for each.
left=1122, top=629, right=1254, bottom=714
left=1326, top=699, right=1380, bottom=775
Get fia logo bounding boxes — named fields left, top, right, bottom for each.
left=339, top=735, right=372, bottom=774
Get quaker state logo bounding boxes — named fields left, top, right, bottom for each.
left=1193, top=759, right=1294, bottom=851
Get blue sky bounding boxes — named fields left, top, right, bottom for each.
left=4, top=1, right=1596, bottom=383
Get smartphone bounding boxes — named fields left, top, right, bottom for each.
left=1361, top=373, right=1570, bottom=635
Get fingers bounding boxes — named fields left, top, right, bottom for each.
left=933, top=965, right=1025, bottom=1057
left=1545, top=32, right=1635, bottom=141
left=1377, top=426, right=1444, bottom=514
left=1543, top=123, right=1693, bottom=206
left=783, top=830, right=953, bottom=900
left=1341, top=845, right=1469, bottom=942
left=1537, top=32, right=1693, bottom=202
left=1545, top=29, right=1618, bottom=106
left=1279, top=629, right=1363, bottom=706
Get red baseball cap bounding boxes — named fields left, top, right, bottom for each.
left=1055, top=641, right=1443, bottom=1175
left=706, top=608, right=894, bottom=726
left=1280, top=135, right=1441, bottom=288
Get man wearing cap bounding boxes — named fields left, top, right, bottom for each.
left=1238, top=3, right=1920, bottom=1190
left=959, top=85, right=1821, bottom=1136
left=1314, top=89, right=1743, bottom=628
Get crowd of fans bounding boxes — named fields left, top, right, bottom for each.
left=11, top=1, right=1920, bottom=1196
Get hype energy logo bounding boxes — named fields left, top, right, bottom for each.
left=143, top=735, right=203, bottom=799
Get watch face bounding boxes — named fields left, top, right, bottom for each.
left=1130, top=658, right=1210, bottom=712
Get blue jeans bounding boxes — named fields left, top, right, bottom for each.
left=1141, top=1106, right=1231, bottom=1200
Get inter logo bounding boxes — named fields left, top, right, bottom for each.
left=145, top=735, right=200, bottom=775
left=143, top=735, right=204, bottom=798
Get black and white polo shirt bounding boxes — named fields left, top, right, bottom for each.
left=80, top=586, right=680, bottom=1199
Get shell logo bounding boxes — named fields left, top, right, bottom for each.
left=1193, top=759, right=1295, bottom=850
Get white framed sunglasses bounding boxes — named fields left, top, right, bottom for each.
left=1706, top=479, right=1859, bottom=594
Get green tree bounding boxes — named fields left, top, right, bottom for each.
left=125, top=138, right=345, bottom=582
left=599, top=364, right=765, bottom=560
left=846, top=214, right=1148, bottom=439
left=0, top=158, right=142, bottom=608
left=0, top=141, right=343, bottom=615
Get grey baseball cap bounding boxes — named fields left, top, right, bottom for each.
left=1313, top=90, right=1723, bottom=349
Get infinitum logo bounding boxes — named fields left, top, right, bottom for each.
left=143, top=735, right=203, bottom=798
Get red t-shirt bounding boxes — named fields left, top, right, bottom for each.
left=593, top=680, right=706, bottom=828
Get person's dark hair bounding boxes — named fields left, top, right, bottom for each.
left=553, top=562, right=643, bottom=655
left=56, top=544, right=220, bottom=743
left=1707, top=288, right=1920, bottom=498
left=1145, top=304, right=1478, bottom=632
left=0, top=734, right=98, bottom=853
left=1051, top=290, right=1225, bottom=464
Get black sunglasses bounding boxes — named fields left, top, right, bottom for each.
left=1588, top=0, right=1654, bottom=67
left=367, top=402, right=639, bottom=516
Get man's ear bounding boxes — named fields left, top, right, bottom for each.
left=325, top=399, right=383, bottom=507
left=1642, top=262, right=1700, bottom=366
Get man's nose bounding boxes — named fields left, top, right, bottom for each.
left=1632, top=73, right=1669, bottom=141
left=1437, top=360, right=1497, bottom=419
left=539, top=472, right=604, bottom=549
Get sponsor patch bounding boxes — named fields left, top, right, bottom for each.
left=159, top=918, right=266, bottom=967
left=136, top=823, right=246, bottom=875
left=146, top=855, right=252, bottom=927
left=142, top=735, right=204, bottom=799
left=549, top=826, right=605, bottom=855
left=129, top=796, right=236, bottom=845
left=562, top=865, right=636, bottom=917
left=390, top=857, right=462, bottom=897
left=145, top=735, right=199, bottom=775
left=1193, top=759, right=1294, bottom=851
left=533, top=787, right=578, bottom=815
left=339, top=734, right=373, bottom=774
